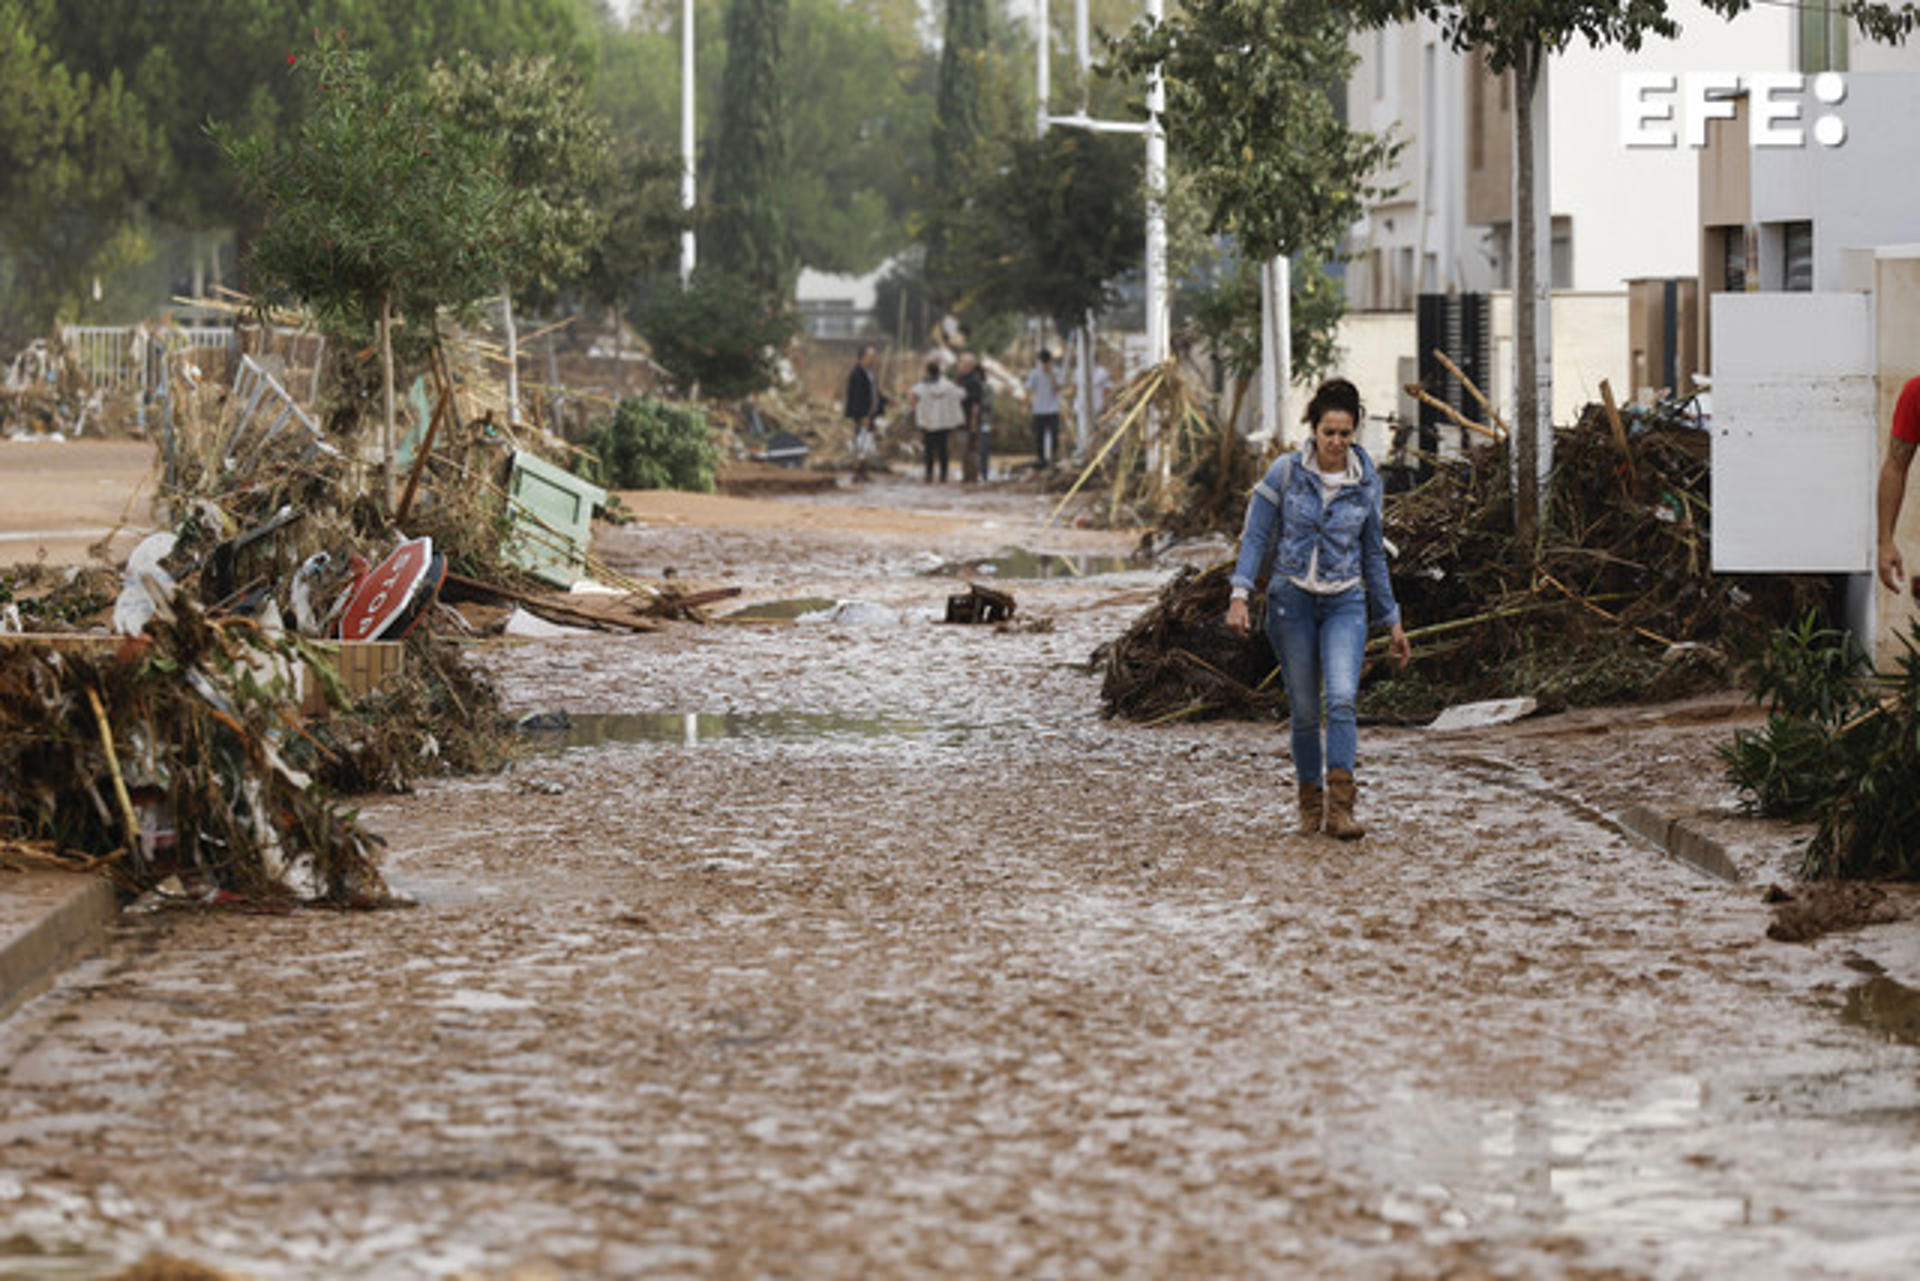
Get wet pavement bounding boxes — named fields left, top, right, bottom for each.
left=2, top=474, right=1918, bottom=1278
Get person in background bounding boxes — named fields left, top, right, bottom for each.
left=1225, top=377, right=1411, bottom=841
left=1025, top=348, right=1063, bottom=466
left=843, top=343, right=883, bottom=482
left=956, top=351, right=992, bottom=483
left=907, top=359, right=966, bottom=483
left=1876, top=375, right=1920, bottom=592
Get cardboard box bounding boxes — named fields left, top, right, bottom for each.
left=300, top=640, right=405, bottom=717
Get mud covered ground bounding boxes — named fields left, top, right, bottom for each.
left=3, top=474, right=1918, bottom=1278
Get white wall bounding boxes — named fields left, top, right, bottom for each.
left=1848, top=31, right=1920, bottom=74
left=1552, top=1, right=1791, bottom=290
left=1346, top=20, right=1486, bottom=304
left=1335, top=291, right=1628, bottom=445
left=1346, top=4, right=1790, bottom=301
left=1748, top=73, right=1920, bottom=291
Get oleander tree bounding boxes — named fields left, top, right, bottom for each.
left=429, top=52, right=612, bottom=425
left=217, top=34, right=509, bottom=509
left=1106, top=0, right=1399, bottom=422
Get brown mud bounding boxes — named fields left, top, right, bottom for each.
left=1, top=476, right=1916, bottom=1278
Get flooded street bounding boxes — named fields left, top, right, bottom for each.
left=3, top=477, right=1918, bottom=1278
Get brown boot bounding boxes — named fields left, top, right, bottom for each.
left=1296, top=781, right=1324, bottom=835
left=1324, top=769, right=1365, bottom=840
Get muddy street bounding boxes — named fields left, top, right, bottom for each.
left=3, top=478, right=1918, bottom=1278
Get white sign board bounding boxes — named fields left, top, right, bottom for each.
left=1710, top=292, right=1875, bottom=573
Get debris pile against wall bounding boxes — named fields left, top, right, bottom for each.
left=0, top=591, right=385, bottom=904
left=1368, top=402, right=1821, bottom=719
left=0, top=324, right=658, bottom=899
left=1098, top=402, right=1826, bottom=727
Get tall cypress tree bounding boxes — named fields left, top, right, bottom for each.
left=926, top=0, right=989, bottom=309
left=707, top=0, right=790, bottom=302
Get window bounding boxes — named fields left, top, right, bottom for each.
left=1783, top=221, right=1815, bottom=292
left=1799, top=1, right=1849, bottom=74
left=1720, top=227, right=1748, bottom=293
left=1551, top=216, right=1573, bottom=290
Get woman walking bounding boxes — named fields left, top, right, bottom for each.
left=907, top=359, right=966, bottom=483
left=1225, top=378, right=1411, bottom=839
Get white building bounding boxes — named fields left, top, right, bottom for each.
left=1336, top=3, right=1792, bottom=430
left=1347, top=2, right=1792, bottom=304
left=794, top=264, right=886, bottom=339
left=1695, top=15, right=1920, bottom=662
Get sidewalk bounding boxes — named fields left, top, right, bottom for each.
left=0, top=870, right=117, bottom=1022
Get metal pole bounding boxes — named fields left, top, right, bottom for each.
left=1259, top=262, right=1277, bottom=440
left=1145, top=0, right=1169, bottom=480
left=1076, top=313, right=1094, bottom=459
left=1037, top=0, right=1051, bottom=139
left=1145, top=0, right=1168, bottom=372
left=680, top=0, right=697, bottom=286
left=1276, top=254, right=1293, bottom=443
left=1075, top=0, right=1090, bottom=84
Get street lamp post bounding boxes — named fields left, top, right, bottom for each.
left=680, top=0, right=697, bottom=286
left=1038, top=0, right=1168, bottom=465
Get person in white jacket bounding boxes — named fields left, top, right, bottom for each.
left=1025, top=348, right=1063, bottom=465
left=908, top=360, right=967, bottom=483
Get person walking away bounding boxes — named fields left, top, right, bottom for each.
left=1225, top=377, right=1411, bottom=839
left=1026, top=348, right=1063, bottom=466
left=1876, top=375, right=1920, bottom=592
left=844, top=344, right=882, bottom=482
left=908, top=359, right=966, bottom=483
left=957, top=352, right=992, bottom=483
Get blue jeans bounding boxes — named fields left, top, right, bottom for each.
left=1266, top=580, right=1367, bottom=784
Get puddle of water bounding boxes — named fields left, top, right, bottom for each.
left=1841, top=975, right=1920, bottom=1046
left=717, top=596, right=838, bottom=622
left=927, top=546, right=1137, bottom=580
left=521, top=710, right=932, bottom=750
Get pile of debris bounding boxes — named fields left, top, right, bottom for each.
left=1096, top=563, right=1283, bottom=724
left=0, top=590, right=385, bottom=904
left=2, top=335, right=116, bottom=439
left=1369, top=399, right=1820, bottom=719
left=1099, top=398, right=1824, bottom=725
left=1050, top=358, right=1245, bottom=532
left=0, top=307, right=698, bottom=900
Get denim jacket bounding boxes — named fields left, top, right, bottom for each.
left=1229, top=443, right=1401, bottom=631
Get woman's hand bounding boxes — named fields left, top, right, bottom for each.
left=1225, top=596, right=1251, bottom=637
left=1388, top=622, right=1412, bottom=670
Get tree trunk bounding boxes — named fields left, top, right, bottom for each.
left=503, top=278, right=522, bottom=426
left=380, top=291, right=397, bottom=515
left=611, top=306, right=625, bottom=393
left=545, top=331, right=561, bottom=430
left=1511, top=44, right=1542, bottom=544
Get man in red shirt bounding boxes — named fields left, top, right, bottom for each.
left=1877, top=376, right=1920, bottom=591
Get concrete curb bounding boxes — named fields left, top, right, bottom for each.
left=1619, top=804, right=1742, bottom=883
left=0, top=872, right=118, bottom=1023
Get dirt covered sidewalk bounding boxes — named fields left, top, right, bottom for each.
left=1, top=475, right=1917, bottom=1278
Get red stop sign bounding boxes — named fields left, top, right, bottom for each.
left=338, top=536, right=434, bottom=642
